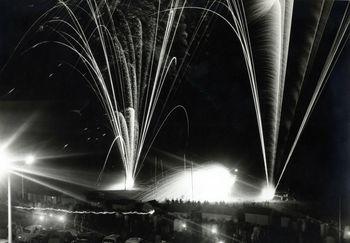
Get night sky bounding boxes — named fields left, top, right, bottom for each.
left=0, top=0, right=349, bottom=214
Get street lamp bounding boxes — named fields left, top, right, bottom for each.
left=0, top=150, right=11, bottom=172
left=0, top=149, right=35, bottom=243
left=38, top=214, right=45, bottom=222
left=58, top=215, right=66, bottom=223
left=211, top=225, right=218, bottom=235
left=0, top=149, right=12, bottom=243
left=25, top=155, right=35, bottom=165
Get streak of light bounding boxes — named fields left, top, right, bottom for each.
left=15, top=206, right=155, bottom=215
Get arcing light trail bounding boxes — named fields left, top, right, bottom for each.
left=218, top=0, right=296, bottom=189
left=223, top=0, right=269, bottom=186
left=45, top=0, right=350, bottom=196
left=187, top=0, right=292, bottom=187
left=44, top=0, right=187, bottom=189
left=200, top=0, right=350, bottom=191
left=276, top=2, right=350, bottom=188
left=3, top=0, right=349, bottom=202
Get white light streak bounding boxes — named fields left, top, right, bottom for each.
left=15, top=206, right=155, bottom=215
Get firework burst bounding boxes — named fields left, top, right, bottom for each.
left=41, top=0, right=188, bottom=189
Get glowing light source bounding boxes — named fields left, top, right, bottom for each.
left=125, top=176, right=135, bottom=190
left=211, top=225, right=218, bottom=234
left=107, top=177, right=137, bottom=191
left=139, top=164, right=238, bottom=202
left=260, top=185, right=276, bottom=201
left=25, top=155, right=35, bottom=165
left=0, top=150, right=11, bottom=175
left=181, top=223, right=187, bottom=229
left=191, top=165, right=236, bottom=202
left=38, top=215, right=45, bottom=222
left=57, top=215, right=66, bottom=222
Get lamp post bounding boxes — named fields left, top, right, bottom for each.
left=7, top=173, right=12, bottom=243
left=0, top=150, right=11, bottom=243
left=0, top=150, right=35, bottom=243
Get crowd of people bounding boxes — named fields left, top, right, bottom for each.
left=68, top=200, right=341, bottom=243
left=0, top=196, right=342, bottom=242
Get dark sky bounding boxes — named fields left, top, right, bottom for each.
left=0, top=0, right=349, bottom=213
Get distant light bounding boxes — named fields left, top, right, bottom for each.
left=260, top=185, right=276, bottom=201
left=211, top=225, right=218, bottom=234
left=234, top=168, right=238, bottom=172
left=182, top=223, right=187, bottom=229
left=49, top=213, right=53, bottom=217
left=218, top=241, right=224, bottom=243
left=57, top=215, right=66, bottom=222
left=38, top=215, right=45, bottom=221
left=25, top=155, right=35, bottom=165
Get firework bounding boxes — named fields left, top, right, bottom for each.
left=41, top=0, right=188, bottom=189
left=205, top=0, right=350, bottom=189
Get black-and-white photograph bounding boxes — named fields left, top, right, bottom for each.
left=0, top=0, right=349, bottom=242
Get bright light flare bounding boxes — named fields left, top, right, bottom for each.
left=140, top=164, right=237, bottom=202
left=57, top=215, right=66, bottom=223
left=38, top=215, right=45, bottom=222
left=0, top=149, right=36, bottom=176
left=0, top=150, right=12, bottom=175
left=125, top=176, right=135, bottom=190
left=191, top=165, right=236, bottom=202
left=25, top=155, right=35, bottom=165
left=107, top=177, right=137, bottom=191
left=211, top=225, right=218, bottom=234
left=260, top=185, right=276, bottom=201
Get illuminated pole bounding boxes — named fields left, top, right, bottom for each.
left=8, top=173, right=12, bottom=243
left=0, top=153, right=34, bottom=243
